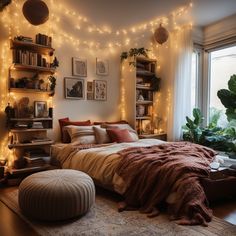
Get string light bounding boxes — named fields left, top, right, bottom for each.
left=0, top=0, right=194, bottom=164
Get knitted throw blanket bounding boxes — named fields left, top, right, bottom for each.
left=116, top=142, right=217, bottom=226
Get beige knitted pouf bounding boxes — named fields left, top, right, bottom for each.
left=18, top=169, right=95, bottom=221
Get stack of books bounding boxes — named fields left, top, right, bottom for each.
left=35, top=33, right=52, bottom=47
left=23, top=149, right=49, bottom=167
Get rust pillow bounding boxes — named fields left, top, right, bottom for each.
left=58, top=118, right=91, bottom=143
left=106, top=129, right=134, bottom=143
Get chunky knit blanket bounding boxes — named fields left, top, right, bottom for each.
left=116, top=142, right=217, bottom=226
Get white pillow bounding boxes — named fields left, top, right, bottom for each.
left=64, top=125, right=97, bottom=144
left=102, top=124, right=139, bottom=141
left=93, top=126, right=111, bottom=144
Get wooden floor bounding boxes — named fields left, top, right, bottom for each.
left=0, top=187, right=235, bottom=236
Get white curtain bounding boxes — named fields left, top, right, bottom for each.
left=159, top=26, right=193, bottom=141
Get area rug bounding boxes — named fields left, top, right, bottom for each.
left=0, top=189, right=235, bottom=236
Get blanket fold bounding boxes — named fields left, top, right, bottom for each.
left=116, top=142, right=217, bottom=226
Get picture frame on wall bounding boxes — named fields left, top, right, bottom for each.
left=87, top=81, right=94, bottom=100
left=72, top=57, right=87, bottom=77
left=34, top=101, right=47, bottom=118
left=64, top=77, right=84, bottom=99
left=94, top=80, right=107, bottom=101
left=96, top=58, right=109, bottom=76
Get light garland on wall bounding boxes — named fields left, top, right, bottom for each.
left=0, top=0, right=194, bottom=163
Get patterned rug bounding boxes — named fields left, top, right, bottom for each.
left=0, top=188, right=236, bottom=236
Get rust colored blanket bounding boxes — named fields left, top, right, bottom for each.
left=116, top=142, right=217, bottom=226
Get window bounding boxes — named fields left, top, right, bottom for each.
left=209, top=45, right=236, bottom=127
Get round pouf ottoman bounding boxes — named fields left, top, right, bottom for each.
left=18, top=169, right=95, bottom=221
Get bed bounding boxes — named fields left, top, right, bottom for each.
left=51, top=122, right=217, bottom=226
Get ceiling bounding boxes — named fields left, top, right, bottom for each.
left=65, top=0, right=236, bottom=29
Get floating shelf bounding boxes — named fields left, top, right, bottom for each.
left=11, top=40, right=54, bottom=55
left=10, top=63, right=55, bottom=73
left=136, top=116, right=152, bottom=120
left=9, top=88, right=52, bottom=94
left=136, top=85, right=154, bottom=90
left=136, top=101, right=153, bottom=105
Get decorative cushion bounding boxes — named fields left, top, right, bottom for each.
left=65, top=125, right=97, bottom=144
left=93, top=126, right=111, bottom=144
left=18, top=169, right=95, bottom=221
left=58, top=117, right=69, bottom=142
left=103, top=124, right=139, bottom=141
left=58, top=118, right=91, bottom=143
left=106, top=129, right=134, bottom=143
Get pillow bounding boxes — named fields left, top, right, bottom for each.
left=93, top=126, right=111, bottom=144
left=65, top=125, right=96, bottom=144
left=103, top=124, right=139, bottom=141
left=58, top=119, right=91, bottom=143
left=106, top=129, right=134, bottom=143
left=93, top=120, right=128, bottom=125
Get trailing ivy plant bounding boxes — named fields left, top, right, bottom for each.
left=120, top=47, right=149, bottom=66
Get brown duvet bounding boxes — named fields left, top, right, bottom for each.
left=116, top=142, right=217, bottom=226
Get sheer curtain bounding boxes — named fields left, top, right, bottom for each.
left=159, top=26, right=193, bottom=141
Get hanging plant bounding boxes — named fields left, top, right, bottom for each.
left=120, top=47, right=149, bottom=66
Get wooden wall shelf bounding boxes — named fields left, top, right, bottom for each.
left=11, top=40, right=54, bottom=55
left=10, top=63, right=55, bottom=73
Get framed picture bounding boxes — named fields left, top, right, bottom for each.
left=72, top=57, right=87, bottom=77
left=87, top=92, right=94, bottom=100
left=94, top=80, right=107, bottom=101
left=87, top=81, right=94, bottom=93
left=64, top=77, right=84, bottom=99
left=96, top=58, right=109, bottom=75
left=34, top=101, right=47, bottom=118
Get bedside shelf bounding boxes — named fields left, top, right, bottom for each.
left=10, top=117, right=52, bottom=121
left=136, top=101, right=153, bottom=105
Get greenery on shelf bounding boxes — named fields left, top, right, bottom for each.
left=120, top=47, right=149, bottom=66
left=182, top=74, right=236, bottom=157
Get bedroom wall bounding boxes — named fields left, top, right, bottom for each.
left=0, top=0, right=155, bottom=160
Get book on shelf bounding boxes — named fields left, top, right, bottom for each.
left=35, top=33, right=52, bottom=47
left=12, top=49, right=48, bottom=67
